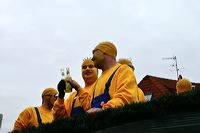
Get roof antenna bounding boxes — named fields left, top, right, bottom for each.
left=162, top=56, right=180, bottom=80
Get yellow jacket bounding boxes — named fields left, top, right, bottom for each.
left=13, top=106, right=54, bottom=131
left=53, top=83, right=95, bottom=120
left=176, top=78, right=192, bottom=94
left=92, top=63, right=138, bottom=109
left=138, top=88, right=145, bottom=102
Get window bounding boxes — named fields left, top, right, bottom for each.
left=145, top=92, right=152, bottom=101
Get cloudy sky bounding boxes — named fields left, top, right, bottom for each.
left=1, top=0, right=200, bottom=132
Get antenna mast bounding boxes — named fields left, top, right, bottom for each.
left=162, top=56, right=179, bottom=80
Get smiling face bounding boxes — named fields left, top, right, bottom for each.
left=82, top=59, right=98, bottom=86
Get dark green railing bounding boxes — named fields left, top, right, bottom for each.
left=96, top=111, right=200, bottom=133
left=17, top=89, right=200, bottom=133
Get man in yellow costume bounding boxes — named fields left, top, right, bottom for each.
left=53, top=58, right=98, bottom=119
left=176, top=76, right=192, bottom=94
left=13, top=88, right=58, bottom=132
left=87, top=41, right=139, bottom=113
left=118, top=58, right=146, bottom=102
left=69, top=41, right=138, bottom=114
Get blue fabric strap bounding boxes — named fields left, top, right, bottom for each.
left=71, top=92, right=78, bottom=109
left=71, top=107, right=85, bottom=116
left=34, top=107, right=42, bottom=125
left=91, top=66, right=121, bottom=108
left=105, top=66, right=120, bottom=93
left=71, top=92, right=85, bottom=116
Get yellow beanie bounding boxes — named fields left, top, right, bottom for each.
left=176, top=78, right=192, bottom=94
left=118, top=58, right=135, bottom=71
left=94, top=41, right=117, bottom=58
left=42, top=88, right=58, bottom=97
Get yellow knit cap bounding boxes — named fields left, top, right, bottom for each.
left=42, top=88, right=58, bottom=97
left=94, top=41, right=117, bottom=58
left=176, top=78, right=192, bottom=94
left=118, top=58, right=135, bottom=71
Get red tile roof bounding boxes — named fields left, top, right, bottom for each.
left=138, top=75, right=200, bottom=100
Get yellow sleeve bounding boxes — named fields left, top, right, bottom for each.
left=13, top=107, right=33, bottom=131
left=53, top=98, right=70, bottom=120
left=138, top=88, right=146, bottom=102
left=64, top=92, right=77, bottom=116
left=102, top=65, right=139, bottom=109
left=77, top=88, right=91, bottom=111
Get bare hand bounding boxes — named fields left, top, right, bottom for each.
left=87, top=108, right=102, bottom=114
left=66, top=79, right=81, bottom=91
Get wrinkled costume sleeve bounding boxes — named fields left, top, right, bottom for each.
left=138, top=88, right=145, bottom=102
left=77, top=88, right=92, bottom=111
left=53, top=98, right=69, bottom=120
left=103, top=66, right=138, bottom=109
left=13, top=107, right=32, bottom=131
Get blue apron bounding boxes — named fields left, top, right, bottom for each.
left=91, top=66, right=120, bottom=108
left=34, top=107, right=42, bottom=126
left=70, top=93, right=85, bottom=116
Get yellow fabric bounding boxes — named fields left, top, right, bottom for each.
left=118, top=59, right=144, bottom=102
left=78, top=83, right=97, bottom=111
left=13, top=106, right=54, bottom=131
left=66, top=84, right=95, bottom=114
left=53, top=58, right=98, bottom=119
left=92, top=63, right=138, bottom=109
left=138, top=88, right=145, bottom=102
left=53, top=98, right=69, bottom=120
left=176, top=78, right=192, bottom=94
left=53, top=84, right=95, bottom=119
left=94, top=41, right=117, bottom=58
left=42, top=88, right=58, bottom=97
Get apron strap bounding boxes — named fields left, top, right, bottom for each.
left=34, top=107, right=42, bottom=125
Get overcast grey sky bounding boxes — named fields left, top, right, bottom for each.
left=1, top=0, right=200, bottom=132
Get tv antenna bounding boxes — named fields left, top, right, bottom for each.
left=162, top=56, right=180, bottom=80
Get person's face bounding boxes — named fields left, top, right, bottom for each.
left=92, top=49, right=104, bottom=69
left=48, top=94, right=58, bottom=109
left=82, top=60, right=98, bottom=83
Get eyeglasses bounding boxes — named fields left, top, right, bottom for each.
left=43, top=94, right=58, bottom=99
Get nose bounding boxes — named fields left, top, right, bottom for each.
left=85, top=66, right=90, bottom=69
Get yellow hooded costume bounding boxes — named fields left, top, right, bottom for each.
left=53, top=58, right=98, bottom=119
left=176, top=78, right=192, bottom=94
left=13, top=88, right=58, bottom=131
left=118, top=58, right=145, bottom=102
left=89, top=42, right=139, bottom=109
